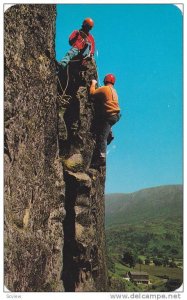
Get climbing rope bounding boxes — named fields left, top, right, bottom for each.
left=56, top=66, right=70, bottom=160
left=95, top=50, right=101, bottom=87
left=57, top=66, right=72, bottom=110
left=57, top=51, right=93, bottom=98
left=57, top=64, right=70, bottom=97
left=57, top=41, right=100, bottom=104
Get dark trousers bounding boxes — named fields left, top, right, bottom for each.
left=97, top=113, right=121, bottom=155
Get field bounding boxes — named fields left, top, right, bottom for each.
left=109, top=261, right=183, bottom=292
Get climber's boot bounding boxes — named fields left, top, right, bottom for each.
left=91, top=153, right=106, bottom=169
left=98, top=153, right=106, bottom=166
left=107, top=130, right=114, bottom=145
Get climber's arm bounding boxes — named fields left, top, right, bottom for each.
left=69, top=30, right=79, bottom=46
left=90, top=80, right=105, bottom=96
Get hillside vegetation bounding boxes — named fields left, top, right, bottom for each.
left=105, top=185, right=183, bottom=292
left=105, top=185, right=183, bottom=227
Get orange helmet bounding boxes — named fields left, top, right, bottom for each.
left=104, top=74, right=116, bottom=85
left=83, top=18, right=94, bottom=28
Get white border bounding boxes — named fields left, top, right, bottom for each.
left=1, top=1, right=186, bottom=299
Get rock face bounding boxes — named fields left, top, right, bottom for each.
left=4, top=4, right=107, bottom=292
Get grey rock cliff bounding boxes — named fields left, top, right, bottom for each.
left=4, top=4, right=107, bottom=292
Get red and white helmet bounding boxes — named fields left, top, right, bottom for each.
left=104, top=74, right=116, bottom=85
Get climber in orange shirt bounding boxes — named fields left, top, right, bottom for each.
left=90, top=74, right=121, bottom=164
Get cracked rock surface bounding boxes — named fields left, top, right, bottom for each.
left=4, top=4, right=107, bottom=292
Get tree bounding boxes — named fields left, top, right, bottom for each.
left=152, top=246, right=159, bottom=256
left=137, top=258, right=144, bottom=265
left=166, top=279, right=182, bottom=291
left=153, top=258, right=163, bottom=266
left=145, top=257, right=150, bottom=265
left=171, top=248, right=179, bottom=255
left=169, top=261, right=177, bottom=268
left=163, top=256, right=169, bottom=267
left=122, top=250, right=137, bottom=268
left=107, top=255, right=115, bottom=273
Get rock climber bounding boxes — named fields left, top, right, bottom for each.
left=90, top=74, right=121, bottom=164
left=59, top=18, right=95, bottom=69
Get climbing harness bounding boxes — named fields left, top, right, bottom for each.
left=57, top=47, right=93, bottom=97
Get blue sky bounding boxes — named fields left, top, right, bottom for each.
left=55, top=4, right=183, bottom=194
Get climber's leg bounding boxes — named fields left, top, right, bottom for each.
left=59, top=47, right=79, bottom=69
left=97, top=120, right=111, bottom=160
left=97, top=113, right=121, bottom=159
left=80, top=42, right=91, bottom=58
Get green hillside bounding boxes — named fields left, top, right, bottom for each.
left=105, top=185, right=183, bottom=227
left=105, top=185, right=183, bottom=292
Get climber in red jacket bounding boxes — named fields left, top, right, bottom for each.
left=59, top=18, right=95, bottom=69
left=90, top=74, right=121, bottom=165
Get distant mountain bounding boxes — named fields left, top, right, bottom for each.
left=105, top=185, right=183, bottom=227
